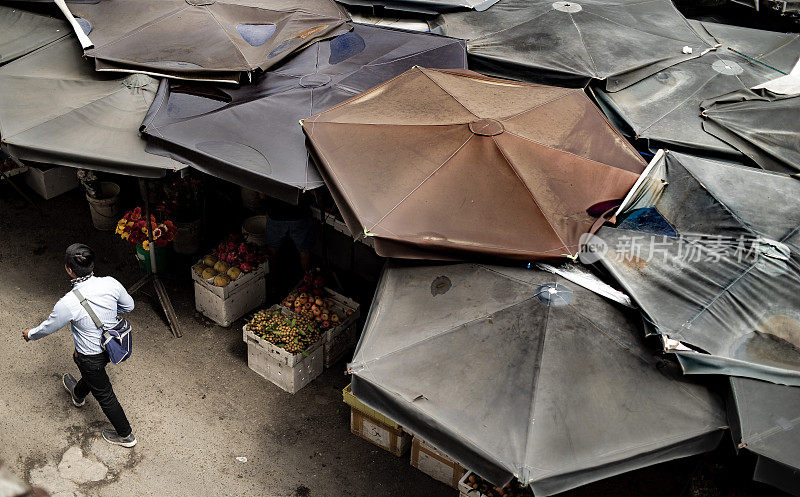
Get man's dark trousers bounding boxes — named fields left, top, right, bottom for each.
left=73, top=351, right=131, bottom=437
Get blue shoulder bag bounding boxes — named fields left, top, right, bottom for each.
left=73, top=289, right=133, bottom=364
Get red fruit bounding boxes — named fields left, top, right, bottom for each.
left=322, top=320, right=331, bottom=328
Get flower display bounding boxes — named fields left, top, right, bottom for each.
left=116, top=207, right=176, bottom=250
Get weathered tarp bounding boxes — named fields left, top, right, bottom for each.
left=728, top=377, right=800, bottom=497
left=58, top=0, right=351, bottom=83
left=141, top=24, right=466, bottom=203
left=336, top=0, right=499, bottom=14
left=350, top=263, right=726, bottom=495
left=0, top=36, right=183, bottom=177
left=0, top=5, right=68, bottom=65
left=432, top=0, right=713, bottom=89
left=592, top=21, right=800, bottom=159
left=700, top=89, right=800, bottom=175
left=588, top=151, right=800, bottom=385
left=302, top=67, right=646, bottom=261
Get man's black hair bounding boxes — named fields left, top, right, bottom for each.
left=65, top=243, right=95, bottom=277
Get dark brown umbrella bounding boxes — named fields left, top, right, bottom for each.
left=302, top=67, right=646, bottom=261
left=58, top=0, right=351, bottom=83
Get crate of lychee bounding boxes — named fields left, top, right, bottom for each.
left=243, top=306, right=325, bottom=394
left=281, top=273, right=360, bottom=369
left=458, top=472, right=532, bottom=497
left=191, top=235, right=268, bottom=327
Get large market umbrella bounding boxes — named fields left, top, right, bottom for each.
left=0, top=36, right=183, bottom=177
left=349, top=262, right=726, bottom=495
left=337, top=0, right=500, bottom=15
left=592, top=21, right=800, bottom=159
left=57, top=0, right=351, bottom=84
left=431, top=0, right=713, bottom=89
left=301, top=67, right=646, bottom=261
left=587, top=150, right=800, bottom=385
left=0, top=5, right=69, bottom=65
left=700, top=89, right=800, bottom=175
left=140, top=23, right=467, bottom=204
left=729, top=377, right=800, bottom=496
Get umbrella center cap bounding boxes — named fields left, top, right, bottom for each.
left=553, top=1, right=582, bottom=13
left=712, top=59, right=744, bottom=75
left=186, top=0, right=216, bottom=5
left=300, top=74, right=333, bottom=88
left=469, top=118, right=504, bottom=136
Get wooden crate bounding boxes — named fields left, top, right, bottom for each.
left=411, top=437, right=467, bottom=489
left=24, top=165, right=78, bottom=199
left=193, top=263, right=267, bottom=327
left=243, top=322, right=324, bottom=394
left=343, top=383, right=410, bottom=456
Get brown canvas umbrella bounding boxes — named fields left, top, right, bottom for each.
left=57, top=0, right=351, bottom=83
left=302, top=67, right=646, bottom=261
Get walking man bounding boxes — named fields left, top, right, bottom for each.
left=23, top=243, right=137, bottom=447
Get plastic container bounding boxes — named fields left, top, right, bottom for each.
left=86, top=182, right=120, bottom=230
left=136, top=243, right=168, bottom=274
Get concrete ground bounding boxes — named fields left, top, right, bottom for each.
left=0, top=186, right=455, bottom=497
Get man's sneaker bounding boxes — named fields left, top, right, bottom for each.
left=62, top=374, right=85, bottom=407
left=102, top=429, right=137, bottom=448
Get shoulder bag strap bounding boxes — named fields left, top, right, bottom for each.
left=72, top=289, right=105, bottom=331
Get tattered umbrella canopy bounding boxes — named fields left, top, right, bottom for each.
left=431, top=0, right=713, bottom=89
left=0, top=36, right=183, bottom=177
left=349, top=263, right=726, bottom=495
left=59, top=0, right=351, bottom=83
left=700, top=89, right=800, bottom=175
left=336, top=0, right=500, bottom=15
left=141, top=24, right=467, bottom=204
left=302, top=67, right=646, bottom=261
left=588, top=151, right=800, bottom=385
left=592, top=22, right=800, bottom=159
left=0, top=5, right=69, bottom=65
left=728, top=377, right=800, bottom=497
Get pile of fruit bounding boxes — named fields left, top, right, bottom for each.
left=281, top=291, right=353, bottom=331
left=247, top=308, right=323, bottom=354
left=463, top=474, right=532, bottom=497
left=192, top=234, right=265, bottom=287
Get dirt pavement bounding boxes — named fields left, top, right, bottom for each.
left=0, top=188, right=450, bottom=497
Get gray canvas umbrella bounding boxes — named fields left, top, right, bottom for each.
left=700, top=89, right=800, bottom=175
left=141, top=23, right=467, bottom=204
left=592, top=22, right=800, bottom=159
left=0, top=36, right=183, bottom=177
left=587, top=151, right=800, bottom=385
left=0, top=5, right=69, bottom=65
left=431, top=0, right=713, bottom=89
left=349, top=263, right=726, bottom=496
left=728, top=377, right=800, bottom=496
left=57, top=0, right=351, bottom=83
left=337, top=0, right=500, bottom=15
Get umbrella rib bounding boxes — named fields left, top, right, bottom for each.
left=366, top=134, right=474, bottom=233
left=464, top=8, right=553, bottom=45
left=418, top=68, right=479, bottom=119
left=497, top=90, right=578, bottom=122
left=491, top=136, right=571, bottom=254
left=1, top=85, right=134, bottom=140
left=582, top=8, right=709, bottom=47
left=205, top=6, right=253, bottom=70
left=502, top=129, right=639, bottom=175
left=355, top=294, right=539, bottom=370
left=567, top=14, right=599, bottom=76
left=520, top=298, right=552, bottom=481
left=635, top=70, right=721, bottom=137
left=86, top=5, right=188, bottom=52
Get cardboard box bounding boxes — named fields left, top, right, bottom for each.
left=343, top=383, right=410, bottom=456
left=24, top=165, right=78, bottom=199
left=411, top=437, right=467, bottom=489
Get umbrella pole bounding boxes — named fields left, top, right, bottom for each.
left=128, top=178, right=182, bottom=338
left=0, top=156, right=44, bottom=214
